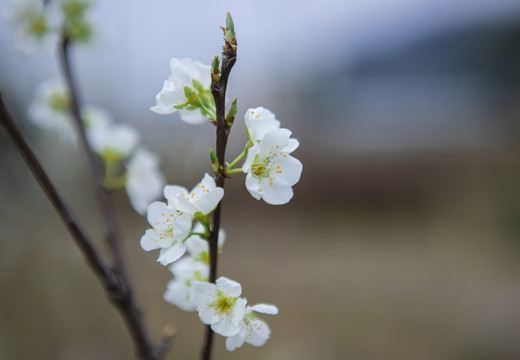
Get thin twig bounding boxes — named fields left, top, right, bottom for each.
left=58, top=35, right=126, bottom=273
left=56, top=35, right=167, bottom=360
left=0, top=93, right=113, bottom=285
left=200, top=17, right=237, bottom=360
left=0, top=93, right=168, bottom=360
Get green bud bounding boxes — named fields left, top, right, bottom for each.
left=225, top=98, right=238, bottom=128
left=66, top=19, right=92, bottom=43
left=209, top=148, right=219, bottom=173
left=192, top=79, right=205, bottom=93
left=222, top=12, right=237, bottom=55
left=211, top=56, right=221, bottom=83
left=61, top=0, right=90, bottom=19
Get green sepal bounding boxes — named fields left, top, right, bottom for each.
left=210, top=148, right=219, bottom=173
left=211, top=56, right=221, bottom=84
left=225, top=98, right=238, bottom=128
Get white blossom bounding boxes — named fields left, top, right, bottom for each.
left=190, top=277, right=247, bottom=337
left=164, top=173, right=223, bottom=216
left=140, top=200, right=193, bottom=266
left=163, top=222, right=225, bottom=311
left=244, top=107, right=280, bottom=142
left=164, top=257, right=208, bottom=311
left=27, top=79, right=75, bottom=142
left=4, top=0, right=56, bottom=53
left=185, top=222, right=226, bottom=262
left=150, top=58, right=213, bottom=125
left=87, top=118, right=140, bottom=160
left=243, top=128, right=302, bottom=205
left=226, top=304, right=278, bottom=351
left=126, top=148, right=166, bottom=215
left=81, top=105, right=112, bottom=132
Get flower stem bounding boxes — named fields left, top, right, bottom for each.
left=226, top=168, right=243, bottom=175
left=226, top=140, right=252, bottom=172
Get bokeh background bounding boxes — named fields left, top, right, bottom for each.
left=2, top=1, right=520, bottom=359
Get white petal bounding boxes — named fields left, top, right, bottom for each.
left=185, top=236, right=208, bottom=258
left=284, top=138, right=300, bottom=154
left=250, top=304, right=278, bottom=315
left=146, top=201, right=170, bottom=226
left=163, top=279, right=196, bottom=311
left=276, top=155, right=303, bottom=186
left=171, top=212, right=193, bottom=240
left=245, top=173, right=262, bottom=200
left=244, top=107, right=280, bottom=142
left=261, top=181, right=293, bottom=205
left=226, top=326, right=247, bottom=351
left=196, top=187, right=224, bottom=214
left=164, top=185, right=189, bottom=201
left=157, top=243, right=186, bottom=266
left=150, top=80, right=184, bottom=114
left=211, top=318, right=242, bottom=337
left=140, top=229, right=162, bottom=251
left=231, top=298, right=247, bottom=325
left=190, top=281, right=217, bottom=308
left=216, top=277, right=242, bottom=297
left=246, top=318, right=271, bottom=347
left=259, top=128, right=292, bottom=154
left=179, top=109, right=208, bottom=125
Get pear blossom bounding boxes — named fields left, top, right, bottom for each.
left=87, top=118, right=140, bottom=161
left=4, top=0, right=56, bottom=53
left=126, top=148, right=166, bottom=215
left=190, top=277, right=247, bottom=337
left=164, top=257, right=208, bottom=311
left=163, top=222, right=226, bottom=311
left=226, top=304, right=278, bottom=351
left=243, top=128, right=302, bottom=205
left=244, top=107, right=280, bottom=142
left=185, top=222, right=226, bottom=263
left=151, top=58, right=213, bottom=125
left=164, top=173, right=224, bottom=216
left=140, top=201, right=193, bottom=266
left=59, top=0, right=94, bottom=44
left=27, top=79, right=75, bottom=142
left=81, top=105, right=112, bottom=132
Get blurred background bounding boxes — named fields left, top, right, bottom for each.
left=2, top=0, right=520, bottom=359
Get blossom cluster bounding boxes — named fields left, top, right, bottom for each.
left=27, top=78, right=165, bottom=215
left=138, top=57, right=304, bottom=352
left=151, top=58, right=303, bottom=206
left=140, top=173, right=278, bottom=350
left=3, top=0, right=94, bottom=53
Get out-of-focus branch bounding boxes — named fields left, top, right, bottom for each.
left=0, top=92, right=112, bottom=285
left=57, top=34, right=169, bottom=360
left=58, top=35, right=125, bottom=273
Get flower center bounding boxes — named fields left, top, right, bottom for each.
left=214, top=293, right=236, bottom=315
left=47, top=93, right=69, bottom=113
left=251, top=155, right=271, bottom=178
left=28, top=15, right=48, bottom=40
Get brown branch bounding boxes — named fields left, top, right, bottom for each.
left=0, top=93, right=113, bottom=285
left=200, top=14, right=237, bottom=360
left=58, top=36, right=126, bottom=273
left=56, top=35, right=169, bottom=360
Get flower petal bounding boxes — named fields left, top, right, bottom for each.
left=157, top=243, right=186, bottom=266
left=260, top=181, right=293, bottom=205
left=211, top=318, right=242, bottom=337
left=245, top=318, right=271, bottom=347
left=216, top=277, right=242, bottom=297
left=250, top=303, right=279, bottom=315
